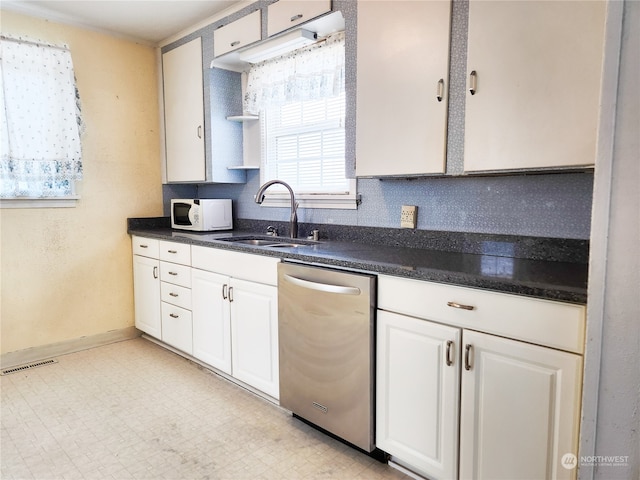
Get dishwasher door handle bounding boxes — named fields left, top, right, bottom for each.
left=283, top=274, right=361, bottom=295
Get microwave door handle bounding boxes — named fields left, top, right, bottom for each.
left=283, top=274, right=361, bottom=295
left=188, top=205, right=196, bottom=225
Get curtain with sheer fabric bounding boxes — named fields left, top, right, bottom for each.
left=0, top=38, right=83, bottom=198
left=243, top=31, right=345, bottom=115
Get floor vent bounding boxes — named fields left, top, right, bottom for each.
left=1, top=359, right=58, bottom=376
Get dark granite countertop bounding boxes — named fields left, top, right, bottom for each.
left=128, top=218, right=589, bottom=304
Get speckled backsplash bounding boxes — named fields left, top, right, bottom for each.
left=161, top=0, right=594, bottom=241
left=163, top=170, right=593, bottom=240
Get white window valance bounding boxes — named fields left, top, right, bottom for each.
left=244, top=31, right=345, bottom=115
left=0, top=37, right=83, bottom=198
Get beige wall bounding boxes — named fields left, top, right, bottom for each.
left=0, top=11, right=163, bottom=354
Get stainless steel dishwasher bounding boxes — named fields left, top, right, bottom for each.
left=278, top=262, right=376, bottom=452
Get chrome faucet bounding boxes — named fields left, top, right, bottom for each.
left=255, top=180, right=298, bottom=239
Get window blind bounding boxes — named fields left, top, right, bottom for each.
left=262, top=92, right=347, bottom=194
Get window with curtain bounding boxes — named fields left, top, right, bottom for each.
left=244, top=31, right=356, bottom=209
left=0, top=37, right=83, bottom=204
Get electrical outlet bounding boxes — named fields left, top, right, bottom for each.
left=401, top=205, right=417, bottom=229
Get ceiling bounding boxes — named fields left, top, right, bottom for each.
left=1, top=0, right=246, bottom=44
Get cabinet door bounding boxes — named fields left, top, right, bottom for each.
left=191, top=268, right=232, bottom=374
left=267, top=0, right=332, bottom=37
left=460, top=330, right=582, bottom=480
left=132, top=255, right=161, bottom=339
left=376, top=310, right=461, bottom=480
left=162, top=37, right=205, bottom=182
left=356, top=0, right=451, bottom=176
left=464, top=1, right=606, bottom=172
left=230, top=279, right=279, bottom=399
left=161, top=303, right=193, bottom=354
left=214, top=10, right=261, bottom=57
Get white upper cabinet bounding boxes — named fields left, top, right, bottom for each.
left=356, top=0, right=452, bottom=177
left=162, top=37, right=205, bottom=182
left=214, top=10, right=262, bottom=58
left=267, top=0, right=332, bottom=37
left=464, top=0, right=607, bottom=172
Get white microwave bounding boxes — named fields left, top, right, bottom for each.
left=171, top=199, right=233, bottom=231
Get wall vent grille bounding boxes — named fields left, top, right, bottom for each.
left=1, top=359, right=58, bottom=376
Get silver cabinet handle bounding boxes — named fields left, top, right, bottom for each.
left=169, top=313, right=179, bottom=318
left=230, top=40, right=240, bottom=47
left=139, top=244, right=148, bottom=248
left=222, top=284, right=228, bottom=300
left=228, top=286, right=234, bottom=302
left=153, top=266, right=158, bottom=279
left=445, top=340, right=454, bottom=366
left=169, top=292, right=178, bottom=297
left=283, top=274, right=361, bottom=295
left=169, top=271, right=178, bottom=276
left=447, top=301, right=475, bottom=311
left=437, top=78, right=444, bottom=102
left=464, top=344, right=473, bottom=371
left=290, top=13, right=303, bottom=22
left=469, top=70, right=477, bottom=95
left=167, top=250, right=178, bottom=254
left=197, top=125, right=202, bottom=139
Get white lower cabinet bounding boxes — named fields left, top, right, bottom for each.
left=376, top=310, right=461, bottom=480
left=191, top=269, right=231, bottom=373
left=191, top=246, right=280, bottom=399
left=160, top=303, right=193, bottom=354
left=376, top=275, right=585, bottom=480
left=459, top=330, right=582, bottom=480
left=158, top=242, right=193, bottom=354
left=229, top=278, right=279, bottom=399
left=132, top=237, right=280, bottom=400
left=132, top=237, right=193, bottom=355
left=132, top=254, right=161, bottom=338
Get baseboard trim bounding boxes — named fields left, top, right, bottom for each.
left=1, top=327, right=142, bottom=369
left=140, top=333, right=280, bottom=406
left=388, top=459, right=428, bottom=480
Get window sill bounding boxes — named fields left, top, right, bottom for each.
left=259, top=193, right=360, bottom=210
left=0, top=197, right=80, bottom=209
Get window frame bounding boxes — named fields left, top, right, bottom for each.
left=0, top=37, right=83, bottom=206
left=257, top=90, right=357, bottom=210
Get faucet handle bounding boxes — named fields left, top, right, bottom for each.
left=266, top=225, right=278, bottom=236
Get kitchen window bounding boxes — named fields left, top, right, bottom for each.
left=244, top=31, right=356, bottom=209
left=0, top=36, right=83, bottom=208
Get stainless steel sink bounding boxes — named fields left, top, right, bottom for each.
left=233, top=239, right=282, bottom=246
left=218, top=236, right=318, bottom=248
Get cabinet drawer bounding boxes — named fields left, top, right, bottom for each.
left=132, top=236, right=159, bottom=258
left=267, top=0, right=332, bottom=37
left=161, top=282, right=192, bottom=310
left=378, top=275, right=586, bottom=354
left=159, top=241, right=191, bottom=265
left=160, top=262, right=192, bottom=288
left=161, top=302, right=193, bottom=354
left=214, top=10, right=262, bottom=57
left=192, top=246, right=280, bottom=286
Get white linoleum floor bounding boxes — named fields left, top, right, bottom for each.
left=1, top=337, right=410, bottom=480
